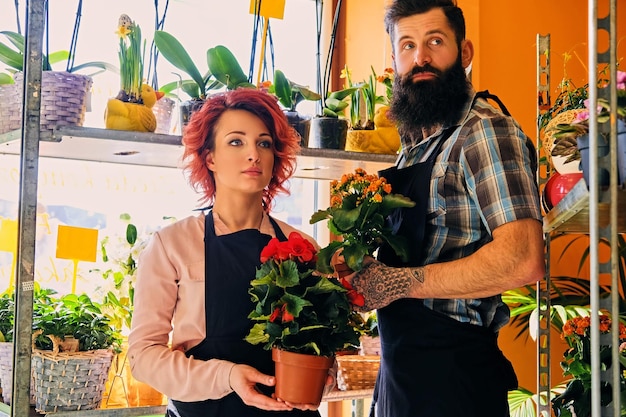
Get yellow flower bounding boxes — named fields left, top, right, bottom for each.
left=115, top=26, right=131, bottom=38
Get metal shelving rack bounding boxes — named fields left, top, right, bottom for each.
left=538, top=1, right=622, bottom=416
left=4, top=2, right=394, bottom=416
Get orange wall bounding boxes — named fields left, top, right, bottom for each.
left=340, top=0, right=625, bottom=394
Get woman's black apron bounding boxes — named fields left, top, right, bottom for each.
left=373, top=125, right=518, bottom=417
left=169, top=212, right=319, bottom=417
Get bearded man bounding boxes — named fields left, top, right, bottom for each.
left=337, top=1, right=545, bottom=416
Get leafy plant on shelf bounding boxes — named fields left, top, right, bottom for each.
left=32, top=292, right=122, bottom=353
left=267, top=69, right=321, bottom=112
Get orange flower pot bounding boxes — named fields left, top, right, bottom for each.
left=272, top=348, right=334, bottom=405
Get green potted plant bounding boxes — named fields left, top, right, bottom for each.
left=309, top=84, right=357, bottom=149
left=310, top=168, right=415, bottom=274
left=154, top=32, right=254, bottom=124
left=245, top=231, right=362, bottom=405
left=0, top=29, right=113, bottom=134
left=30, top=292, right=122, bottom=413
left=344, top=66, right=400, bottom=155
left=267, top=69, right=321, bottom=145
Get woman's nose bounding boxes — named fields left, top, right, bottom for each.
left=248, top=149, right=260, bottom=162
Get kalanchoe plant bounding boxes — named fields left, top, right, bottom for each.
left=310, top=168, right=416, bottom=274
left=551, top=314, right=626, bottom=417
left=245, top=232, right=361, bottom=357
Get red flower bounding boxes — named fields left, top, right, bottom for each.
left=281, top=304, right=294, bottom=322
left=340, top=277, right=365, bottom=307
left=287, top=232, right=317, bottom=263
left=269, top=307, right=281, bottom=323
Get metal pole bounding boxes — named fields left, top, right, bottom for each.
left=12, top=0, right=44, bottom=415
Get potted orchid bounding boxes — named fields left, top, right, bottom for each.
left=245, top=231, right=362, bottom=404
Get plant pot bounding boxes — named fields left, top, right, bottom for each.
left=616, top=120, right=626, bottom=185
left=309, top=117, right=348, bottom=149
left=345, top=128, right=400, bottom=155
left=284, top=111, right=311, bottom=146
left=179, top=99, right=206, bottom=128
left=152, top=96, right=176, bottom=135
left=15, top=71, right=92, bottom=133
left=359, top=335, right=381, bottom=356
left=0, top=82, right=22, bottom=134
left=576, top=134, right=610, bottom=187
left=544, top=172, right=584, bottom=208
left=0, top=342, right=35, bottom=405
left=272, top=347, right=333, bottom=405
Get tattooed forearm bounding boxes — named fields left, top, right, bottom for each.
left=351, top=260, right=424, bottom=311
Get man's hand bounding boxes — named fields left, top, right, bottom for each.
left=341, top=256, right=423, bottom=311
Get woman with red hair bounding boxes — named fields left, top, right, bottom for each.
left=129, top=89, right=325, bottom=417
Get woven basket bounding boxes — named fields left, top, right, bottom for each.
left=0, top=342, right=36, bottom=405
left=32, top=348, right=113, bottom=413
left=14, top=71, right=92, bottom=133
left=0, top=82, right=22, bottom=134
left=336, top=355, right=380, bottom=391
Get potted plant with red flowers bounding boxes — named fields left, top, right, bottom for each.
left=245, top=232, right=362, bottom=405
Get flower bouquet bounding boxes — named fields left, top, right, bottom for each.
left=310, top=168, right=415, bottom=274
left=551, top=314, right=626, bottom=417
left=245, top=232, right=362, bottom=404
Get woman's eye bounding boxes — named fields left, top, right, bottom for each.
left=228, top=138, right=243, bottom=146
left=259, top=140, right=272, bottom=149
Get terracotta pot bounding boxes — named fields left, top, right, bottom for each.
left=272, top=347, right=333, bottom=405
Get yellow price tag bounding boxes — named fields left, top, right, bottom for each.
left=0, top=219, right=18, bottom=253
left=250, top=0, right=285, bottom=19
left=56, top=225, right=98, bottom=262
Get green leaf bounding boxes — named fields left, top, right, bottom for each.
left=276, top=260, right=301, bottom=287
left=309, top=209, right=331, bottom=224
left=245, top=323, right=270, bottom=345
left=315, top=241, right=344, bottom=274
left=273, top=69, right=293, bottom=109
left=342, top=244, right=369, bottom=271
left=207, top=45, right=253, bottom=90
left=0, top=41, right=23, bottom=71
left=154, top=31, right=205, bottom=97
left=126, top=224, right=138, bottom=246
left=0, top=73, right=13, bottom=84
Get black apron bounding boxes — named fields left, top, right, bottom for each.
left=372, top=123, right=518, bottom=417
left=169, top=212, right=319, bottom=417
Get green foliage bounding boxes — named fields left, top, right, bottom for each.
left=310, top=169, right=415, bottom=273
left=154, top=30, right=220, bottom=99
left=33, top=293, right=121, bottom=353
left=0, top=30, right=115, bottom=75
left=116, top=16, right=145, bottom=101
left=206, top=45, right=255, bottom=91
left=269, top=69, right=321, bottom=111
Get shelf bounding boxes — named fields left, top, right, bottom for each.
left=542, top=177, right=626, bottom=233
left=0, top=127, right=397, bottom=180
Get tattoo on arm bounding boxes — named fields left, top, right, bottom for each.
left=351, top=261, right=424, bottom=311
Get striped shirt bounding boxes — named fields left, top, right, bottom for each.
left=397, top=89, right=542, bottom=331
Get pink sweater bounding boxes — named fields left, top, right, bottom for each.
left=128, top=212, right=318, bottom=402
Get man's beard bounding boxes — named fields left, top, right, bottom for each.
left=389, top=59, right=471, bottom=136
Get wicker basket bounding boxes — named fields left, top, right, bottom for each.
left=31, top=348, right=113, bottom=413
left=0, top=342, right=36, bottom=405
left=336, top=355, right=380, bottom=391
left=0, top=82, right=22, bottom=134
left=14, top=71, right=92, bottom=133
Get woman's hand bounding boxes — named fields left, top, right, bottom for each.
left=228, top=364, right=293, bottom=411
